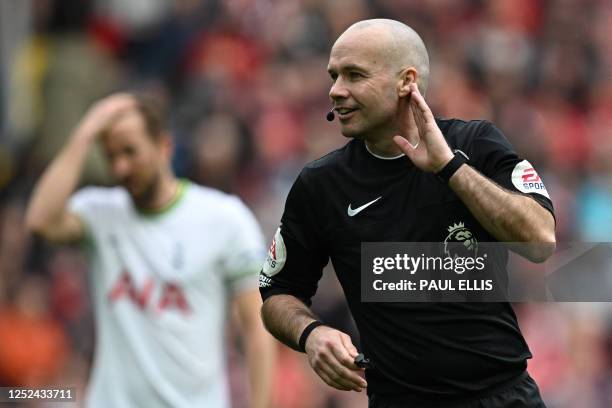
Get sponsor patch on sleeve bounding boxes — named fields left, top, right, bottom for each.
left=261, top=227, right=287, bottom=279
left=511, top=160, right=550, bottom=199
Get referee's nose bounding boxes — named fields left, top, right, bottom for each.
left=329, top=76, right=350, bottom=101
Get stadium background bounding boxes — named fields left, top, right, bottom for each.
left=0, top=0, right=611, bottom=406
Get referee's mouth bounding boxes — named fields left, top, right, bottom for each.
left=335, top=107, right=358, bottom=120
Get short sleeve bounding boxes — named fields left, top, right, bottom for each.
left=259, top=173, right=329, bottom=306
left=469, top=122, right=555, bottom=218
left=221, top=198, right=267, bottom=295
left=68, top=187, right=108, bottom=241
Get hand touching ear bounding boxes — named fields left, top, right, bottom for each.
left=394, top=83, right=454, bottom=173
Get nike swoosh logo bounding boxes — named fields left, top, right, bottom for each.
left=347, top=197, right=382, bottom=217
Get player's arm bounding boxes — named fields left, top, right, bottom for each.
left=232, top=289, right=275, bottom=408
left=394, top=82, right=555, bottom=262
left=261, top=294, right=367, bottom=392
left=25, top=94, right=135, bottom=243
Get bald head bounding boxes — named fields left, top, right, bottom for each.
left=335, top=19, right=430, bottom=94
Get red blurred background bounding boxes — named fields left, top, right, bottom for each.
left=1, top=0, right=611, bottom=407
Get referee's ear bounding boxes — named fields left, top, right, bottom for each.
left=398, top=67, right=418, bottom=97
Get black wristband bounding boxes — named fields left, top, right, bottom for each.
left=298, top=321, right=324, bottom=353
left=436, top=150, right=469, bottom=184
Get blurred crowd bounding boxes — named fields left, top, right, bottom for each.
left=1, top=0, right=612, bottom=407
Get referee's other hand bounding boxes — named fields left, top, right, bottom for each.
left=304, top=325, right=368, bottom=392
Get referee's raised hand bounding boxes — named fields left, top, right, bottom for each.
left=394, top=82, right=454, bottom=173
left=304, top=325, right=368, bottom=392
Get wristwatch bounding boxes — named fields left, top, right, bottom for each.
left=436, top=149, right=469, bottom=184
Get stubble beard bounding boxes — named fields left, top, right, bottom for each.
left=130, top=171, right=162, bottom=209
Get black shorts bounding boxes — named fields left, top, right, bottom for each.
left=368, top=372, right=547, bottom=408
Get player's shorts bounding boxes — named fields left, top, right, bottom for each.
left=368, top=372, right=547, bottom=408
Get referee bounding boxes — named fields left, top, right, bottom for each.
left=259, top=19, right=555, bottom=407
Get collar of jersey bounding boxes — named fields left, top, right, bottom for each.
left=137, top=179, right=189, bottom=217
left=364, top=142, right=406, bottom=160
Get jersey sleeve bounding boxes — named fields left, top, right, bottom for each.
left=468, top=122, right=555, bottom=217
left=259, top=173, right=329, bottom=306
left=221, top=198, right=267, bottom=295
left=68, top=187, right=109, bottom=241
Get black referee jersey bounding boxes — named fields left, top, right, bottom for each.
left=259, top=118, right=554, bottom=401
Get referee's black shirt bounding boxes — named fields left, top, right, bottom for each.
left=260, top=119, right=554, bottom=401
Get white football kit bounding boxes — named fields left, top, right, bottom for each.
left=69, top=180, right=265, bottom=408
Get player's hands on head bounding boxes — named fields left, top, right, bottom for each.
left=305, top=325, right=367, bottom=392
left=73, top=93, right=137, bottom=144
left=394, top=83, right=454, bottom=173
